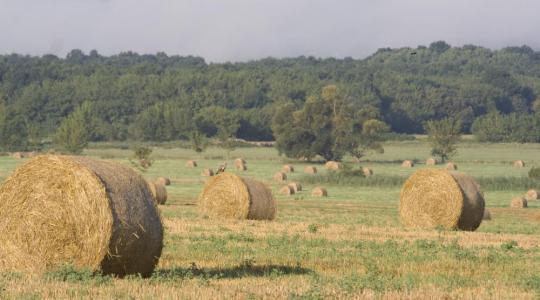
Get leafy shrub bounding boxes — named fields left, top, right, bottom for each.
left=529, top=167, right=540, bottom=180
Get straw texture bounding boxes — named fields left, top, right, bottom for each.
left=198, top=173, right=276, bottom=220
left=148, top=182, right=167, bottom=205
left=235, top=158, right=246, bottom=167
left=483, top=209, right=492, bottom=220
left=202, top=168, right=214, bottom=176
left=362, top=167, right=373, bottom=177
left=279, top=186, right=295, bottom=195
left=0, top=155, right=163, bottom=276
left=426, top=158, right=437, bottom=166
left=446, top=162, right=458, bottom=171
left=514, top=160, right=525, bottom=168
left=510, top=196, right=527, bottom=208
left=236, top=163, right=247, bottom=171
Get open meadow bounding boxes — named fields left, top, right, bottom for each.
left=2, top=140, right=540, bottom=299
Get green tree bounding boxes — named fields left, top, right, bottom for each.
left=350, top=119, right=389, bottom=162
left=54, top=102, right=95, bottom=154
left=189, top=130, right=208, bottom=153
left=424, top=118, right=461, bottom=162
left=196, top=106, right=240, bottom=153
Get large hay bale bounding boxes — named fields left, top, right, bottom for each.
left=155, top=176, right=171, bottom=186
left=236, top=163, right=247, bottom=171
left=426, top=158, right=437, bottom=166
left=198, top=173, right=276, bottom=220
left=526, top=189, right=539, bottom=201
left=510, top=196, right=527, bottom=208
left=148, top=182, right=167, bottom=205
left=399, top=169, right=485, bottom=231
left=282, top=164, right=295, bottom=173
left=235, top=158, right=246, bottom=167
left=483, top=209, right=492, bottom=220
left=0, top=155, right=163, bottom=276
left=325, top=161, right=342, bottom=171
left=304, top=166, right=318, bottom=174
left=201, top=168, right=214, bottom=177
left=514, top=160, right=525, bottom=168
left=312, top=187, right=328, bottom=197
left=274, top=172, right=287, bottom=182
left=446, top=162, right=458, bottom=171
left=362, top=167, right=373, bottom=177
left=402, top=160, right=414, bottom=168
left=279, top=185, right=295, bottom=196
left=288, top=182, right=302, bottom=192
left=186, top=160, right=197, bottom=168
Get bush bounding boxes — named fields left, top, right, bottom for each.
left=529, top=167, right=540, bottom=180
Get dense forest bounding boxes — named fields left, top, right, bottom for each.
left=1, top=41, right=540, bottom=151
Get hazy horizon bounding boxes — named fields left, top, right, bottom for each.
left=1, top=0, right=539, bottom=62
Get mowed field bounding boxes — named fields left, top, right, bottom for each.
left=2, top=141, right=540, bottom=299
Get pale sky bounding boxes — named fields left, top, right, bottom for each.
left=0, top=0, right=539, bottom=62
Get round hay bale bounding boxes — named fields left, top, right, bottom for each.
left=279, top=185, right=295, bottom=196
left=274, top=172, right=287, bottom=182
left=402, top=160, right=414, bottom=168
left=510, top=196, right=527, bottom=208
left=186, top=160, right=197, bottom=168
left=399, top=169, right=485, bottom=231
left=325, top=161, right=342, bottom=171
left=282, top=164, right=295, bottom=173
left=201, top=168, right=214, bottom=177
left=362, top=167, right=373, bottom=177
left=483, top=209, right=492, bottom=220
left=426, top=158, right=437, bottom=166
left=235, top=158, right=246, bottom=167
left=312, top=187, right=328, bottom=197
left=0, top=155, right=163, bottom=276
left=526, top=189, right=539, bottom=201
left=155, top=176, right=171, bottom=186
left=198, top=173, right=276, bottom=220
left=288, top=182, right=302, bottom=192
left=446, top=162, right=458, bottom=171
left=148, top=182, right=167, bottom=205
left=304, top=166, right=318, bottom=174
left=11, top=152, right=23, bottom=159
left=514, top=160, right=525, bottom=168
left=236, top=163, right=247, bottom=171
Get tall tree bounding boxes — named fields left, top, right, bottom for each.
left=424, top=118, right=462, bottom=162
left=54, top=102, right=95, bottom=154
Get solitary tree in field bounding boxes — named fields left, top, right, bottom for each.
left=54, top=102, right=95, bottom=154
left=424, top=118, right=461, bottom=162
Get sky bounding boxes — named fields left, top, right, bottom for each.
left=0, top=0, right=539, bottom=62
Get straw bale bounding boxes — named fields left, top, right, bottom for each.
left=236, top=163, right=247, bottom=171
left=304, top=166, right=318, bottom=174
left=11, top=152, right=23, bottom=159
left=155, top=176, right=171, bottom=186
left=198, top=173, right=276, bottom=220
left=510, top=196, right=527, bottom=208
left=235, top=158, right=246, bottom=166
left=446, top=162, right=458, bottom=171
left=274, top=172, right=287, bottom=182
left=514, top=160, right=525, bottom=168
left=399, top=169, right=485, bottom=231
left=202, top=168, right=214, bottom=177
left=288, top=182, right=302, bottom=192
left=148, top=182, right=167, bottom=205
left=426, top=158, right=437, bottom=166
left=312, top=187, right=328, bottom=197
left=526, top=189, right=539, bottom=201
left=186, top=160, right=197, bottom=168
left=0, top=155, right=163, bottom=276
left=279, top=185, right=295, bottom=195
left=325, top=161, right=342, bottom=171
left=402, top=160, right=414, bottom=168
left=282, top=164, right=295, bottom=173
left=483, top=209, right=491, bottom=220
left=362, top=167, right=373, bottom=177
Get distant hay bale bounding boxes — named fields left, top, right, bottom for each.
left=288, top=182, right=302, bottom=192
left=279, top=185, right=295, bottom=196
left=514, top=160, right=525, bottom=168
left=399, top=169, right=485, bottom=231
left=446, top=162, right=458, bottom=171
left=201, top=168, right=214, bottom=177
left=483, top=209, right=492, bottom=220
left=274, top=172, right=287, bottom=182
left=362, top=167, right=373, bottom=177
left=198, top=173, right=276, bottom=220
left=148, top=182, right=167, bottom=205
left=0, top=155, right=163, bottom=276
left=325, top=161, right=342, bottom=171
left=282, top=164, right=295, bottom=173
left=11, top=152, right=23, bottom=159
left=235, top=158, right=246, bottom=167
left=186, top=160, right=197, bottom=168
left=304, top=166, right=318, bottom=174
left=155, top=176, right=171, bottom=186
left=236, top=163, right=247, bottom=171
left=426, top=158, right=437, bottom=166
left=402, top=160, right=414, bottom=168
left=312, top=187, right=328, bottom=197
left=526, top=189, right=539, bottom=201
left=510, top=196, right=527, bottom=208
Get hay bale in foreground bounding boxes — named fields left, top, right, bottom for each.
left=426, top=158, right=437, bottom=166
left=402, top=160, right=414, bottom=168
left=236, top=163, right=247, bottom=171
left=198, top=173, right=276, bottom=220
left=325, top=161, right=342, bottom=171
left=274, top=172, right=287, bottom=182
left=155, top=176, right=171, bottom=186
left=304, top=166, right=318, bottom=174
left=399, top=169, right=485, bottom=231
left=282, top=164, right=295, bottom=173
left=312, top=187, right=328, bottom=197
left=202, top=168, right=214, bottom=177
left=526, top=189, right=539, bottom=201
left=288, top=182, right=302, bottom=192
left=362, top=167, right=373, bottom=177
left=279, top=185, right=295, bottom=196
left=148, top=182, right=167, bottom=205
left=186, top=160, right=197, bottom=168
left=483, top=209, right=492, bottom=220
left=0, top=155, right=163, bottom=276
left=446, top=162, right=458, bottom=171
left=510, top=196, right=527, bottom=208
left=514, top=160, right=525, bottom=168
